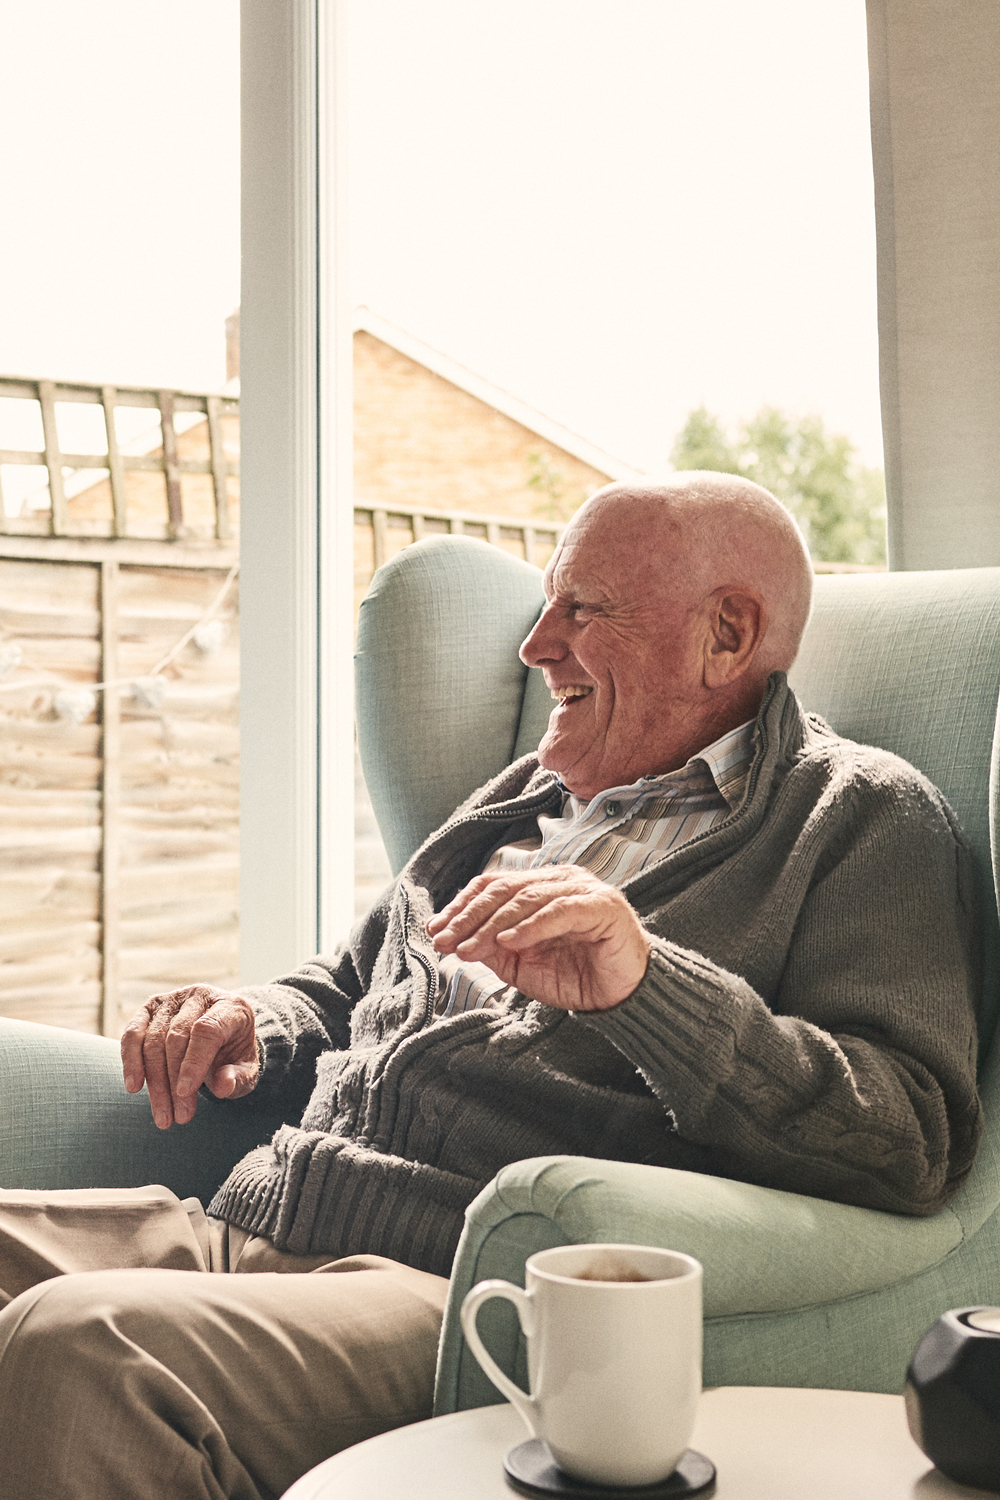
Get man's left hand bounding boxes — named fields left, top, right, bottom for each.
left=427, top=867, right=650, bottom=1012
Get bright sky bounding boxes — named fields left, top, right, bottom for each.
left=0, top=0, right=882, bottom=481
left=0, top=2, right=240, bottom=396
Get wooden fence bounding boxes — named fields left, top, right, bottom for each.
left=0, top=376, right=238, bottom=541
left=358, top=503, right=561, bottom=570
left=0, top=539, right=240, bottom=1037
left=352, top=502, right=562, bottom=616
left=1, top=376, right=241, bottom=1035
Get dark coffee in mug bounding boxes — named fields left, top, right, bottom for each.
left=571, top=1250, right=662, bottom=1282
left=572, top=1266, right=655, bottom=1283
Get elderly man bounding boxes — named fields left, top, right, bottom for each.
left=0, top=476, right=982, bottom=1499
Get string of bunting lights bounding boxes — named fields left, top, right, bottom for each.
left=0, top=562, right=239, bottom=724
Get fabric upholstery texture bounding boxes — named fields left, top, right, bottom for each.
left=788, top=567, right=1000, bottom=1050
left=0, top=1019, right=289, bottom=1205
left=433, top=1157, right=987, bottom=1410
left=355, top=535, right=550, bottom=874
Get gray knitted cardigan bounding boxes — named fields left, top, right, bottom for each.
left=209, top=675, right=983, bottom=1276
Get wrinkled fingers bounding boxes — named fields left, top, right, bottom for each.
left=120, top=983, right=242, bottom=1129
left=163, top=994, right=217, bottom=1123
left=426, top=875, right=499, bottom=943
left=451, top=892, right=561, bottom=957
left=491, top=891, right=607, bottom=951
left=120, top=1006, right=153, bottom=1094
left=441, top=873, right=586, bottom=958
left=180, top=998, right=258, bottom=1100
left=130, top=989, right=191, bottom=1129
left=428, top=876, right=527, bottom=950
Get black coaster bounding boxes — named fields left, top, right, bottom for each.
left=503, top=1441, right=716, bottom=1499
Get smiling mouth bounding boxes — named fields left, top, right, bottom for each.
left=550, top=685, right=593, bottom=705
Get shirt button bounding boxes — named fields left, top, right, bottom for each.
left=605, top=801, right=621, bottom=817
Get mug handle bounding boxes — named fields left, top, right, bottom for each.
left=460, top=1278, right=539, bottom=1434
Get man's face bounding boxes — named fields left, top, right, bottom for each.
left=519, top=500, right=707, bottom=800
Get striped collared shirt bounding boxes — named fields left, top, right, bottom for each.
left=435, top=718, right=756, bottom=1018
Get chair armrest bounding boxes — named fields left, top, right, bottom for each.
left=435, top=1154, right=963, bottom=1414
left=0, top=1018, right=288, bottom=1204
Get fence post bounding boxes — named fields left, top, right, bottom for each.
left=99, top=558, right=121, bottom=1037
left=158, top=390, right=184, bottom=538
left=37, top=380, right=68, bottom=535
left=206, top=396, right=232, bottom=540
left=372, top=509, right=388, bottom=570
left=101, top=386, right=128, bottom=537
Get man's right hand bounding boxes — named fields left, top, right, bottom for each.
left=120, top=985, right=259, bottom=1130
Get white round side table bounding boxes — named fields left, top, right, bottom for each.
left=282, top=1386, right=997, bottom=1499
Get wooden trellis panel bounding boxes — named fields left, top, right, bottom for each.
left=116, top=563, right=240, bottom=1023
left=352, top=503, right=561, bottom=620
left=0, top=376, right=239, bottom=542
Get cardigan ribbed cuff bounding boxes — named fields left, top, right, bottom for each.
left=208, top=1124, right=483, bottom=1277
left=573, top=941, right=752, bottom=1132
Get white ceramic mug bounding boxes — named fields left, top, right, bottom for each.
left=460, top=1242, right=702, bottom=1487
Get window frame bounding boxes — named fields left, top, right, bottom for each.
left=239, top=0, right=354, bottom=982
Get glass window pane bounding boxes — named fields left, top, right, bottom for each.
left=0, top=3, right=239, bottom=1035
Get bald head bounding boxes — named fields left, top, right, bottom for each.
left=582, top=473, right=813, bottom=679
left=519, top=472, right=814, bottom=798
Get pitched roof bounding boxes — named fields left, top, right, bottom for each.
left=354, top=307, right=646, bottom=483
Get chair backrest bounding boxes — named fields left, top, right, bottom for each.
left=789, top=568, right=1000, bottom=1238
left=788, top=568, right=1000, bottom=1052
left=357, top=541, right=1000, bottom=1047
left=356, top=536, right=549, bottom=874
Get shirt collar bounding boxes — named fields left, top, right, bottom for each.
left=558, top=718, right=756, bottom=818
left=690, top=718, right=757, bottom=809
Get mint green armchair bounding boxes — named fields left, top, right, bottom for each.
left=353, top=537, right=1000, bottom=1407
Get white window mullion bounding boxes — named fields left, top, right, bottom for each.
left=240, top=0, right=353, bottom=982
left=317, top=0, right=355, bottom=953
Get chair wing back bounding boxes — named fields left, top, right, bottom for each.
left=789, top=568, right=1000, bottom=1049
left=355, top=535, right=546, bottom=874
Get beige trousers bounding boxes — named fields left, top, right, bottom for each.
left=0, top=1185, right=449, bottom=1500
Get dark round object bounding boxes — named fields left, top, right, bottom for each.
left=502, top=1440, right=716, bottom=1498
left=906, top=1306, right=1000, bottom=1492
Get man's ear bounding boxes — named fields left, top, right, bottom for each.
left=702, top=588, right=766, bottom=688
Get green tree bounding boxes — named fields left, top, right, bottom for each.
left=670, top=404, right=887, bottom=566
left=667, top=406, right=741, bottom=476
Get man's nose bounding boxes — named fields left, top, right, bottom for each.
left=519, top=604, right=567, bottom=666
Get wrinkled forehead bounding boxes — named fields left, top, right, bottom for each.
left=544, top=497, right=693, bottom=598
